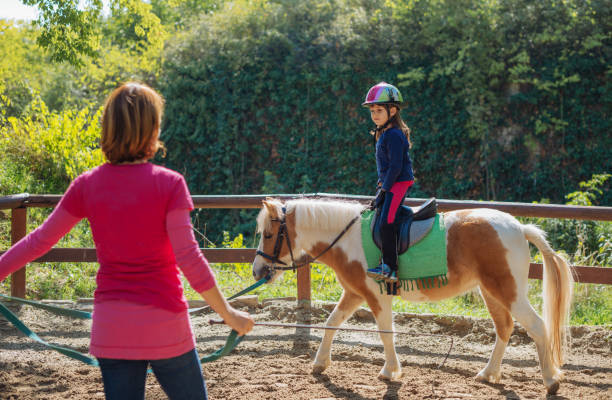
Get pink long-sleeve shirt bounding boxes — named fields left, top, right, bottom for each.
left=0, top=163, right=216, bottom=359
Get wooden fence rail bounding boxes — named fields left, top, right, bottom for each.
left=1, top=193, right=611, bottom=300
left=4, top=193, right=612, bottom=220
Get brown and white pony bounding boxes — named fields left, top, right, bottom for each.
left=252, top=198, right=573, bottom=394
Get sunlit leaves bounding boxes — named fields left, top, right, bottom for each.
left=23, top=0, right=104, bottom=66
left=0, top=96, right=104, bottom=194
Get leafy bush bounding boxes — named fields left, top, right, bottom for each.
left=522, top=174, right=612, bottom=267
left=0, top=96, right=104, bottom=195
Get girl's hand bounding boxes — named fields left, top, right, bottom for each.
left=224, top=307, right=254, bottom=336
left=372, top=188, right=386, bottom=209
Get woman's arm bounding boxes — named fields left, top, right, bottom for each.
left=0, top=207, right=82, bottom=282
left=166, top=209, right=254, bottom=335
left=166, top=208, right=216, bottom=292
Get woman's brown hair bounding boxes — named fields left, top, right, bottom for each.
left=101, top=82, right=166, bottom=164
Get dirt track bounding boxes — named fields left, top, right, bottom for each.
left=0, top=298, right=610, bottom=399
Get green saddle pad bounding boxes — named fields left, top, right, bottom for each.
left=361, top=210, right=449, bottom=290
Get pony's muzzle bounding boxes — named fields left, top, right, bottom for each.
left=254, top=264, right=272, bottom=281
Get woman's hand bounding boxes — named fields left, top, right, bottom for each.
left=199, top=285, right=255, bottom=336
left=224, top=307, right=254, bottom=336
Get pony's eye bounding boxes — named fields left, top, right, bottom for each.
left=264, top=233, right=273, bottom=239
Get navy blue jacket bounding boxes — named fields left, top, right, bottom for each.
left=376, top=127, right=414, bottom=191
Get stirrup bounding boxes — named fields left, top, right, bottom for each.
left=367, top=264, right=392, bottom=281
left=384, top=270, right=398, bottom=283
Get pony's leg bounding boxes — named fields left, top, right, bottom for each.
left=312, top=290, right=363, bottom=374
left=372, top=293, right=402, bottom=380
left=476, top=289, right=514, bottom=384
left=510, top=297, right=562, bottom=393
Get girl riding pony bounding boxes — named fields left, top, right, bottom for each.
left=363, top=82, right=414, bottom=283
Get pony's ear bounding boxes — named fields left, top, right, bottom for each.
left=262, top=199, right=279, bottom=218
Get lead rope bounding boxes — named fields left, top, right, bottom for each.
left=0, top=277, right=269, bottom=368
left=210, top=319, right=453, bottom=367
left=209, top=318, right=455, bottom=393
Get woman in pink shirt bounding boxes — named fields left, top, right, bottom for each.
left=0, top=82, right=254, bottom=400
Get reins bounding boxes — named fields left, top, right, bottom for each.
left=256, top=206, right=360, bottom=272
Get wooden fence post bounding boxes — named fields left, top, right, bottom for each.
left=10, top=207, right=27, bottom=298
left=297, top=263, right=311, bottom=306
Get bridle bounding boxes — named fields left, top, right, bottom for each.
left=256, top=206, right=360, bottom=273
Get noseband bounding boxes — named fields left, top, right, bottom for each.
left=256, top=206, right=360, bottom=272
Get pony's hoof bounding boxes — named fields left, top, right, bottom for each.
left=475, top=370, right=501, bottom=384
left=378, top=373, right=390, bottom=381
left=544, top=370, right=563, bottom=394
left=312, top=359, right=330, bottom=374
left=546, top=381, right=560, bottom=395
left=378, top=367, right=403, bottom=381
left=312, top=365, right=326, bottom=374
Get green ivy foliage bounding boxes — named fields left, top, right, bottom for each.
left=160, top=0, right=611, bottom=241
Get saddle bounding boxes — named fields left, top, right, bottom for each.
left=371, top=198, right=438, bottom=255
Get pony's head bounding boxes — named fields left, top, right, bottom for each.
left=252, top=197, right=366, bottom=282
left=252, top=198, right=301, bottom=282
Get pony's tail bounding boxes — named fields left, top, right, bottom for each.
left=523, top=224, right=574, bottom=370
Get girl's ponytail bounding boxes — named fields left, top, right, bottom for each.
left=395, top=114, right=412, bottom=148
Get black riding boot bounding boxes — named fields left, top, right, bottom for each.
left=381, top=222, right=398, bottom=277
left=381, top=222, right=399, bottom=294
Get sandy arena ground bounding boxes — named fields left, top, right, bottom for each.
left=0, top=298, right=610, bottom=399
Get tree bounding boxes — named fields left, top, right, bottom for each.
left=22, top=0, right=104, bottom=66
left=21, top=0, right=207, bottom=67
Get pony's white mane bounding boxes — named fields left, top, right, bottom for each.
left=257, top=198, right=366, bottom=233
left=287, top=199, right=366, bottom=231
